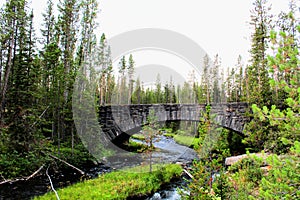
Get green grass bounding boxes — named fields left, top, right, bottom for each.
left=127, top=139, right=149, bottom=152
left=34, top=164, right=182, bottom=200
left=164, top=133, right=175, bottom=138
left=173, top=135, right=200, bottom=149
left=162, top=129, right=200, bottom=149
left=131, top=133, right=146, bottom=140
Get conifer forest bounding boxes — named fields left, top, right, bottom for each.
left=0, top=0, right=299, bottom=199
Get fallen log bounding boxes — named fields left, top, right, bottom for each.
left=42, top=151, right=85, bottom=175
left=225, top=153, right=270, bottom=166
left=26, top=165, right=44, bottom=181
left=0, top=165, right=44, bottom=185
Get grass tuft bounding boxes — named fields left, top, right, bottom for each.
left=173, top=135, right=200, bottom=149
left=34, top=164, right=182, bottom=200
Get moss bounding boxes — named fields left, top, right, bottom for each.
left=34, top=164, right=182, bottom=200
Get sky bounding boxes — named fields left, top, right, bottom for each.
left=0, top=0, right=292, bottom=85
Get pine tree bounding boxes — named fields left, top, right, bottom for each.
left=276, top=0, right=299, bottom=47
left=187, top=69, right=197, bottom=103
left=127, top=54, right=135, bottom=104
left=0, top=0, right=42, bottom=152
left=246, top=0, right=272, bottom=106
left=116, top=56, right=126, bottom=104
left=55, top=0, right=80, bottom=151
left=0, top=0, right=18, bottom=123
left=98, top=33, right=109, bottom=105
left=272, top=0, right=299, bottom=104
left=132, top=77, right=141, bottom=104
left=235, top=55, right=244, bottom=102
left=41, top=0, right=56, bottom=46
left=211, top=54, right=221, bottom=103
left=155, top=74, right=162, bottom=103
left=226, top=67, right=235, bottom=102
left=201, top=54, right=211, bottom=104
left=39, top=0, right=62, bottom=142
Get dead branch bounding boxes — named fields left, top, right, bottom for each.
left=30, top=106, right=49, bottom=128
left=0, top=165, right=44, bottom=185
left=183, top=169, right=194, bottom=179
left=0, top=179, right=14, bottom=185
left=26, top=165, right=44, bottom=181
left=42, top=151, right=85, bottom=175
left=46, top=166, right=60, bottom=200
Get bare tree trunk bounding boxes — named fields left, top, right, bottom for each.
left=149, top=150, right=152, bottom=173
left=57, top=80, right=61, bottom=154
left=71, top=123, right=74, bottom=156
left=0, top=31, right=15, bottom=121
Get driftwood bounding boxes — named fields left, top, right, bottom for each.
left=0, top=165, right=44, bottom=185
left=183, top=169, right=194, bottom=179
left=225, top=153, right=270, bottom=166
left=43, top=151, right=85, bottom=175
left=26, top=165, right=44, bottom=180
left=46, top=166, right=60, bottom=200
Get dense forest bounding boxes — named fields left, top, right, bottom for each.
left=0, top=0, right=299, bottom=199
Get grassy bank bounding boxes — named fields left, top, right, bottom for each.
left=131, top=133, right=146, bottom=140
left=174, top=135, right=199, bottom=149
left=34, top=164, right=182, bottom=200
left=172, top=134, right=200, bottom=149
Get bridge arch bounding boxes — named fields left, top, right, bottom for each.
left=98, top=103, right=249, bottom=145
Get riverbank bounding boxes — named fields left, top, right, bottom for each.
left=34, top=164, right=182, bottom=200
left=164, top=133, right=200, bottom=149
left=1, top=135, right=197, bottom=199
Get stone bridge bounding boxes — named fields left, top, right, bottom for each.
left=98, top=103, right=250, bottom=144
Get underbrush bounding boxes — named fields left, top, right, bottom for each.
left=186, top=141, right=300, bottom=199
left=0, top=150, right=47, bottom=179
left=0, top=142, right=101, bottom=179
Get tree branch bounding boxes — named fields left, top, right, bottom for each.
left=26, top=165, right=44, bottom=181
left=42, top=151, right=85, bottom=175
left=46, top=166, right=60, bottom=200
left=30, top=106, right=49, bottom=128
left=183, top=169, right=194, bottom=179
left=0, top=165, right=44, bottom=185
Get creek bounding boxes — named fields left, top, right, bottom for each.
left=131, top=135, right=197, bottom=200
left=0, top=135, right=197, bottom=200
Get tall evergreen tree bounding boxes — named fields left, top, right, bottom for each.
left=155, top=74, right=162, bottom=103
left=118, top=56, right=127, bottom=104
left=211, top=54, right=221, bottom=103
left=201, top=54, right=211, bottom=104
left=0, top=0, right=42, bottom=152
left=246, top=0, right=272, bottom=106
left=127, top=54, right=135, bottom=104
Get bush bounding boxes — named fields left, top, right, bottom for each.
left=256, top=142, right=300, bottom=199
left=228, top=155, right=263, bottom=185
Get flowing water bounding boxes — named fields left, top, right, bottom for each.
left=130, top=136, right=197, bottom=200
left=0, top=136, right=197, bottom=200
